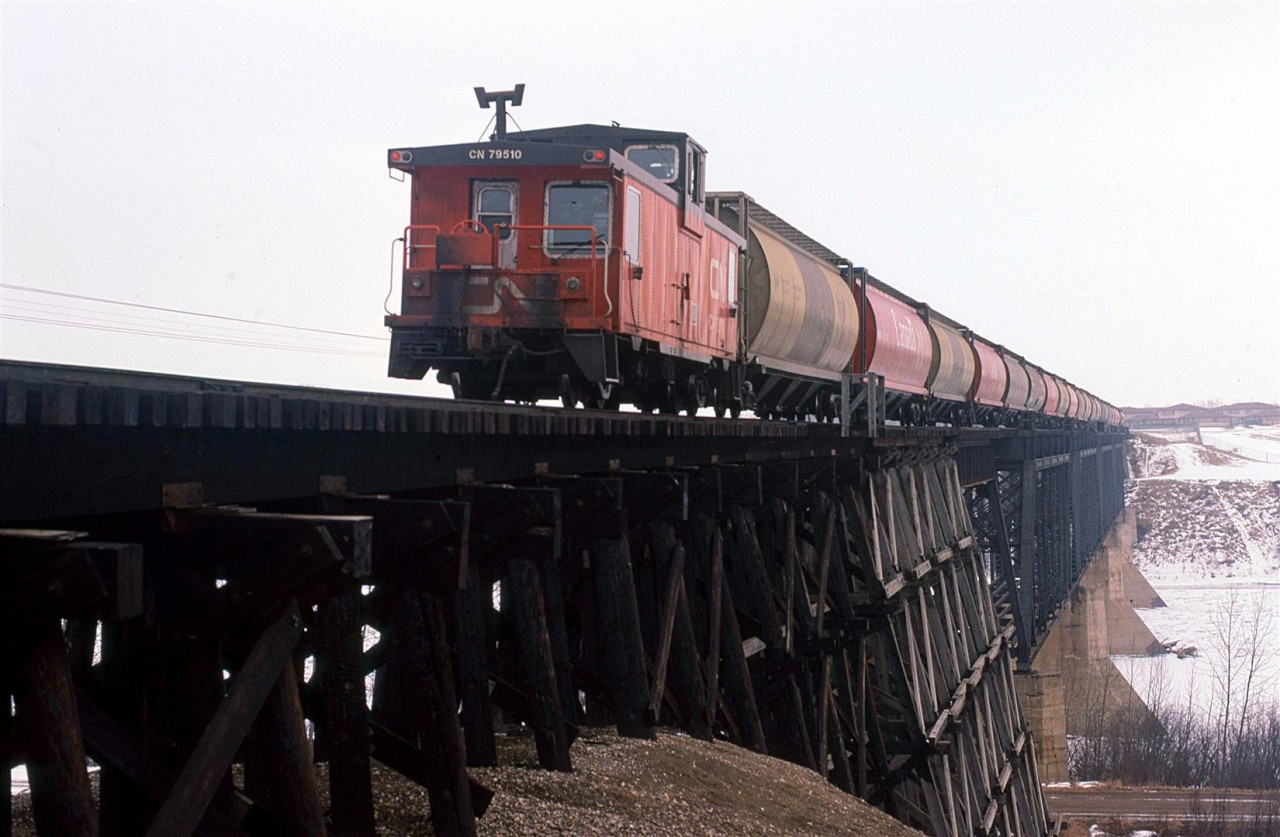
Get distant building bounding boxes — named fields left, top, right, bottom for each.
left=1121, top=402, right=1280, bottom=429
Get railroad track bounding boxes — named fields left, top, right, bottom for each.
left=0, top=359, right=1008, bottom=523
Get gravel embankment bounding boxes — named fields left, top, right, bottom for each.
left=10, top=727, right=925, bottom=836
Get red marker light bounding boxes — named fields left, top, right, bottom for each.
left=391, top=151, right=401, bottom=162
left=583, top=149, right=606, bottom=162
left=594, top=150, right=605, bottom=161
left=391, top=150, right=413, bottom=163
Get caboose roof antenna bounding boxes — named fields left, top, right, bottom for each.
left=474, top=84, right=525, bottom=140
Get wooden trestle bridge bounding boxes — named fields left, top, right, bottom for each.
left=0, top=361, right=1126, bottom=836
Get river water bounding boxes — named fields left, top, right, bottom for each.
left=1115, top=581, right=1280, bottom=720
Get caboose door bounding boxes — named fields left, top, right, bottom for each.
left=676, top=231, right=699, bottom=346
left=472, top=181, right=518, bottom=269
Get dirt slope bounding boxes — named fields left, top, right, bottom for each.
left=1126, top=434, right=1280, bottom=582
left=9, top=727, right=925, bottom=836
left=463, top=727, right=925, bottom=836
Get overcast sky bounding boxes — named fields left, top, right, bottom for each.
left=3, top=2, right=1277, bottom=407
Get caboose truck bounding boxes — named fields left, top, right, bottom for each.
left=384, top=87, right=1126, bottom=431
left=384, top=85, right=751, bottom=415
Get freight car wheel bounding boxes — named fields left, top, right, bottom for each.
left=715, top=396, right=743, bottom=420
left=684, top=375, right=708, bottom=417
left=658, top=388, right=683, bottom=416
left=711, top=387, right=733, bottom=419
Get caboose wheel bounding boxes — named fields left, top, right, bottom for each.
left=558, top=374, right=582, bottom=409
left=586, top=382, right=620, bottom=411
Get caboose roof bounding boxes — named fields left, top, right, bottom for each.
left=388, top=123, right=707, bottom=178
left=509, top=124, right=705, bottom=153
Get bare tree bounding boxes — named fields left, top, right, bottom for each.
left=1066, top=588, right=1279, bottom=790
left=1233, top=592, right=1277, bottom=757
left=1207, top=588, right=1278, bottom=782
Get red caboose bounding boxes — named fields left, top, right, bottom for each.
left=385, top=96, right=745, bottom=413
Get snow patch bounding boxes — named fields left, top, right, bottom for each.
left=1046, top=780, right=1102, bottom=788
left=1201, top=426, right=1280, bottom=464
left=1128, top=479, right=1280, bottom=583
left=1089, top=825, right=1162, bottom=837
left=1128, top=432, right=1280, bottom=482
left=1127, top=433, right=1279, bottom=584
left=1118, top=432, right=1280, bottom=719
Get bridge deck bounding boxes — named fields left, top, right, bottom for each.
left=0, top=361, right=1125, bottom=837
left=1, top=359, right=1086, bottom=522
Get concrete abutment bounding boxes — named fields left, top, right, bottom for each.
left=1020, top=508, right=1165, bottom=781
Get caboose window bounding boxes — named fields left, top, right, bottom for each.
left=473, top=182, right=516, bottom=233
left=545, top=183, right=610, bottom=254
left=624, top=145, right=678, bottom=183
left=727, top=248, right=738, bottom=307
left=624, top=187, right=642, bottom=264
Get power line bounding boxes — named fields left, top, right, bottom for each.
left=3, top=298, right=384, bottom=345
left=0, top=283, right=386, bottom=341
left=0, top=313, right=385, bottom=358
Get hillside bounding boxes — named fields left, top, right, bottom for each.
left=1126, top=432, right=1280, bottom=583
left=463, top=728, right=926, bottom=836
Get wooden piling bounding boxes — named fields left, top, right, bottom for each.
left=315, top=586, right=376, bottom=836
left=504, top=558, right=572, bottom=771
left=12, top=621, right=98, bottom=837
left=591, top=538, right=654, bottom=739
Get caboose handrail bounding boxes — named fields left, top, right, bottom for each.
left=492, top=224, right=611, bottom=319
left=492, top=224, right=601, bottom=268
left=402, top=224, right=441, bottom=270
left=450, top=219, right=488, bottom=235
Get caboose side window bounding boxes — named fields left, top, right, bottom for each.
left=688, top=150, right=704, bottom=202
left=545, top=183, right=610, bottom=255
left=727, top=248, right=738, bottom=307
left=624, top=187, right=642, bottom=264
left=624, top=144, right=678, bottom=183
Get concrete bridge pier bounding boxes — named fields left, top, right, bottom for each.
left=1020, top=508, right=1166, bottom=780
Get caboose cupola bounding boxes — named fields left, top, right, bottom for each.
left=507, top=123, right=707, bottom=207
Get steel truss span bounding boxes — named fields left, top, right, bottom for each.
left=1, top=361, right=1124, bottom=836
